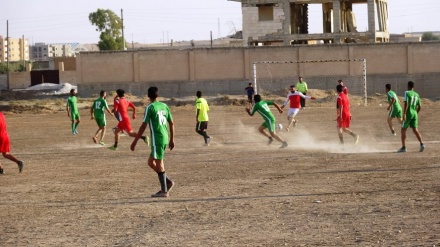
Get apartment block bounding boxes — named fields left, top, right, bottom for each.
left=0, top=36, right=30, bottom=62
left=30, top=43, right=72, bottom=61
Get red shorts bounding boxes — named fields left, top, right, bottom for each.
left=117, top=118, right=133, bottom=133
left=337, top=115, right=351, bottom=128
left=0, top=132, right=11, bottom=153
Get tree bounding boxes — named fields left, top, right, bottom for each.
left=89, top=9, right=125, bottom=50
left=422, top=32, right=440, bottom=41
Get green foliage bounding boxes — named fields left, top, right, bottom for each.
left=89, top=9, right=125, bottom=50
left=422, top=32, right=440, bottom=41
left=0, top=61, right=28, bottom=73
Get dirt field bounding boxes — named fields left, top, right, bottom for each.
left=1, top=95, right=439, bottom=246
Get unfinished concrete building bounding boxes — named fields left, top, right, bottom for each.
left=229, top=0, right=389, bottom=46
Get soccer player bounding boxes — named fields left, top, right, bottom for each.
left=336, top=84, right=359, bottom=144
left=109, top=89, right=148, bottom=150
left=338, top=79, right=348, bottom=95
left=0, top=112, right=23, bottom=174
left=280, top=85, right=316, bottom=131
left=91, top=90, right=114, bottom=145
left=131, top=87, right=175, bottom=198
left=244, top=82, right=255, bottom=106
left=66, top=88, right=80, bottom=135
left=385, top=84, right=402, bottom=136
left=295, top=76, right=308, bottom=109
left=245, top=94, right=288, bottom=148
left=195, top=91, right=212, bottom=146
left=398, top=81, right=424, bottom=153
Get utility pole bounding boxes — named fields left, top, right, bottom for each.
left=6, top=20, right=9, bottom=90
left=121, top=9, right=125, bottom=51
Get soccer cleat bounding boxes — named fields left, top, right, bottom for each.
left=17, top=161, right=24, bottom=173
left=354, top=135, right=359, bottom=144
left=108, top=146, right=118, bottom=151
left=151, top=191, right=169, bottom=198
left=93, top=137, right=98, bottom=144
left=397, top=147, right=407, bottom=153
left=99, top=141, right=105, bottom=146
left=280, top=141, right=288, bottom=149
left=167, top=181, right=175, bottom=193
left=419, top=144, right=425, bottom=152
left=0, top=168, right=4, bottom=174
left=206, top=137, right=213, bottom=145
left=268, top=137, right=273, bottom=145
left=144, top=136, right=150, bottom=146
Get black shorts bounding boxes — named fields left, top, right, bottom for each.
left=247, top=95, right=253, bottom=103
left=196, top=121, right=208, bottom=131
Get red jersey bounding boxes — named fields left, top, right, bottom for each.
left=342, top=86, right=348, bottom=95
left=0, top=112, right=11, bottom=152
left=114, top=97, right=135, bottom=120
left=283, top=91, right=310, bottom=109
left=337, top=92, right=351, bottom=128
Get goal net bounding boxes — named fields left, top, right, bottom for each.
left=253, top=59, right=367, bottom=106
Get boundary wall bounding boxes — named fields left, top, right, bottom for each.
left=13, top=42, right=440, bottom=99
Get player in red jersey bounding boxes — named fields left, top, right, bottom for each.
left=280, top=86, right=316, bottom=131
left=109, top=89, right=148, bottom=150
left=336, top=85, right=359, bottom=144
left=338, top=79, right=348, bottom=96
left=0, top=112, right=23, bottom=174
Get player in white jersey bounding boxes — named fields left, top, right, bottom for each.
left=280, top=86, right=316, bottom=131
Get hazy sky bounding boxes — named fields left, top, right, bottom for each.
left=1, top=0, right=438, bottom=44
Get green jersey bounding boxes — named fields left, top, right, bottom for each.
left=66, top=96, right=78, bottom=114
left=251, top=100, right=275, bottom=123
left=92, top=97, right=109, bottom=119
left=143, top=101, right=173, bottom=146
left=403, top=90, right=421, bottom=119
left=196, top=97, right=209, bottom=121
left=387, top=90, right=402, bottom=111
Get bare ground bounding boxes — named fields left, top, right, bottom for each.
left=0, top=94, right=439, bottom=246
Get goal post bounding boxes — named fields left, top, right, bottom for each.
left=253, top=59, right=367, bottom=106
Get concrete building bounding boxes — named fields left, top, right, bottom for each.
left=30, top=43, right=72, bottom=61
left=0, top=36, right=30, bottom=62
left=229, top=0, right=389, bottom=46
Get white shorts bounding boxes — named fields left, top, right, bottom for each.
left=287, top=108, right=300, bottom=118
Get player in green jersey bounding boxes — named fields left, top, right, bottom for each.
left=385, top=84, right=402, bottom=136
left=66, top=88, right=80, bottom=135
left=246, top=94, right=288, bottom=148
left=398, top=81, right=424, bottom=153
left=131, top=87, right=175, bottom=198
left=91, top=90, right=113, bottom=145
left=195, top=91, right=212, bottom=146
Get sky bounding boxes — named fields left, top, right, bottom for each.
left=1, top=0, right=439, bottom=45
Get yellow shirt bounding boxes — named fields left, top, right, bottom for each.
left=196, top=97, right=209, bottom=121
left=295, top=81, right=308, bottom=93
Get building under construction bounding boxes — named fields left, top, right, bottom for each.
left=229, top=0, right=389, bottom=46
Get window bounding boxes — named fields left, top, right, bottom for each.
left=259, top=4, right=274, bottom=21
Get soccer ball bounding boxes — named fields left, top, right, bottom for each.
left=276, top=123, right=283, bottom=131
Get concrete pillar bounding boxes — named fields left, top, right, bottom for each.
left=132, top=52, right=139, bottom=82
left=282, top=1, right=291, bottom=45
left=189, top=50, right=195, bottom=81
left=58, top=62, right=64, bottom=71
left=367, top=0, right=376, bottom=42
left=76, top=54, right=82, bottom=84
left=26, top=63, right=32, bottom=72
left=407, top=44, right=413, bottom=75
left=333, top=0, right=341, bottom=33
left=244, top=49, right=250, bottom=80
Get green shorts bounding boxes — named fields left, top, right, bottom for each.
left=70, top=112, right=80, bottom=121
left=151, top=144, right=167, bottom=160
left=262, top=120, right=276, bottom=132
left=402, top=117, right=418, bottom=129
left=389, top=107, right=402, bottom=118
left=95, top=117, right=106, bottom=127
